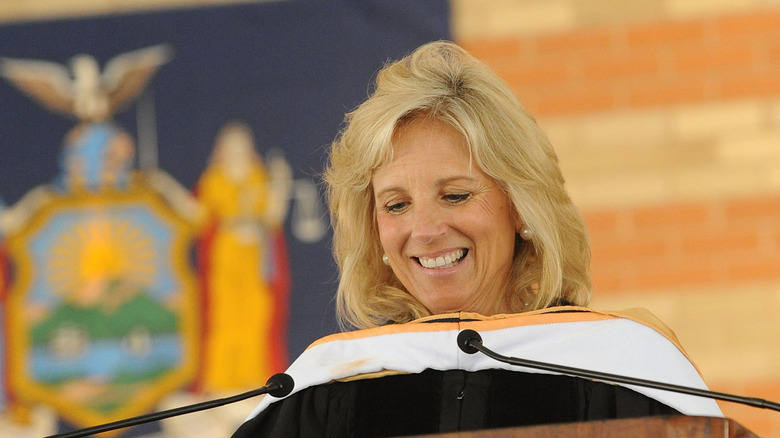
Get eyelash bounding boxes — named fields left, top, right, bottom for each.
left=444, top=193, right=471, bottom=204
left=385, top=201, right=408, bottom=214
left=383, top=192, right=471, bottom=214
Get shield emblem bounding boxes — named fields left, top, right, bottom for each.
left=5, top=184, right=199, bottom=428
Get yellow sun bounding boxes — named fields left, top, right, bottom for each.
left=48, top=216, right=157, bottom=300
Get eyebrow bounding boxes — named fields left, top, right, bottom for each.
left=374, top=175, right=478, bottom=199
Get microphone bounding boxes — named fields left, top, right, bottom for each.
left=457, top=329, right=780, bottom=412
left=45, top=372, right=294, bottom=438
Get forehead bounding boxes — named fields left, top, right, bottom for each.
left=372, top=117, right=487, bottom=190
left=387, top=117, right=472, bottom=166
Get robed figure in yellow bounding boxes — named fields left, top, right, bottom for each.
left=196, top=122, right=292, bottom=392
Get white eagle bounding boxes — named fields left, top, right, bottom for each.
left=0, top=44, right=172, bottom=121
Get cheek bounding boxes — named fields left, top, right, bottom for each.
left=375, top=214, right=401, bottom=249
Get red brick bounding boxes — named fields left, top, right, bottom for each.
left=717, top=11, right=780, bottom=37
left=726, top=256, right=780, bottom=283
left=674, top=45, right=755, bottom=73
left=500, top=63, right=570, bottom=87
left=582, top=210, right=621, bottom=234
left=535, top=28, right=613, bottom=54
left=632, top=203, right=711, bottom=229
left=517, top=95, right=542, bottom=116
left=527, top=83, right=616, bottom=116
left=633, top=258, right=715, bottom=290
left=681, top=232, right=760, bottom=255
left=770, top=41, right=780, bottom=63
left=724, top=196, right=780, bottom=222
left=627, top=78, right=709, bottom=108
left=626, top=19, right=707, bottom=46
left=589, top=268, right=626, bottom=294
left=582, top=52, right=661, bottom=80
left=591, top=239, right=669, bottom=265
left=720, top=70, right=780, bottom=99
left=458, top=37, right=526, bottom=60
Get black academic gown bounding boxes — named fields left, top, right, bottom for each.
left=233, top=368, right=679, bottom=437
left=233, top=307, right=721, bottom=437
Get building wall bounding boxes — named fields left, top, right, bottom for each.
left=453, top=1, right=780, bottom=435
left=2, top=0, right=779, bottom=435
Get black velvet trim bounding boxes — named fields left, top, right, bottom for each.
left=420, top=317, right=481, bottom=323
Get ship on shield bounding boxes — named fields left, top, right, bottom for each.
left=0, top=45, right=203, bottom=431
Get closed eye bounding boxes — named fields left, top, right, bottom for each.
left=385, top=201, right=409, bottom=214
left=443, top=193, right=471, bottom=204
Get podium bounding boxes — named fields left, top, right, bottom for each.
left=417, top=416, right=759, bottom=437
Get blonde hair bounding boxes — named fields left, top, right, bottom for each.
left=324, top=41, right=591, bottom=329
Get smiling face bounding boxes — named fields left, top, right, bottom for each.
left=372, top=117, right=521, bottom=316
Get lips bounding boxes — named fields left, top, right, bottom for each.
left=416, top=249, right=468, bottom=269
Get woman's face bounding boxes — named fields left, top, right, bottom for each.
left=372, top=117, right=520, bottom=315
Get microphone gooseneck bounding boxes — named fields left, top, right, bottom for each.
left=456, top=329, right=780, bottom=413
left=45, top=373, right=295, bottom=438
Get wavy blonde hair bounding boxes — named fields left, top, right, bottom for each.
left=324, top=41, right=591, bottom=329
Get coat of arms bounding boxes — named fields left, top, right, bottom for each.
left=0, top=45, right=202, bottom=431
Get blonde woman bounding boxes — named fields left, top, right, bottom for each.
left=234, top=41, right=721, bottom=437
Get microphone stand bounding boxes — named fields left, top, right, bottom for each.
left=45, top=373, right=294, bottom=438
left=457, top=329, right=780, bottom=413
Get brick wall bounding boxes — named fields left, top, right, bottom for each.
left=453, top=2, right=780, bottom=435
left=585, top=197, right=780, bottom=293
left=459, top=10, right=780, bottom=117
left=1, top=0, right=780, bottom=436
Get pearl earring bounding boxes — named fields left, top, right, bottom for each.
left=382, top=254, right=389, bottom=265
left=519, top=225, right=534, bottom=241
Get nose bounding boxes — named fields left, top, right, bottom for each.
left=411, top=203, right=446, bottom=244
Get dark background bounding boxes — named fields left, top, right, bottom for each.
left=0, top=0, right=449, bottom=360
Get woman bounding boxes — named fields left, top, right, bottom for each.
left=196, top=122, right=291, bottom=392
left=327, top=40, right=589, bottom=330
left=233, top=41, right=721, bottom=437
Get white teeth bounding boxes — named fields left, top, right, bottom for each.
left=419, top=249, right=465, bottom=269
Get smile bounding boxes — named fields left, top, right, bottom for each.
left=417, top=249, right=467, bottom=269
